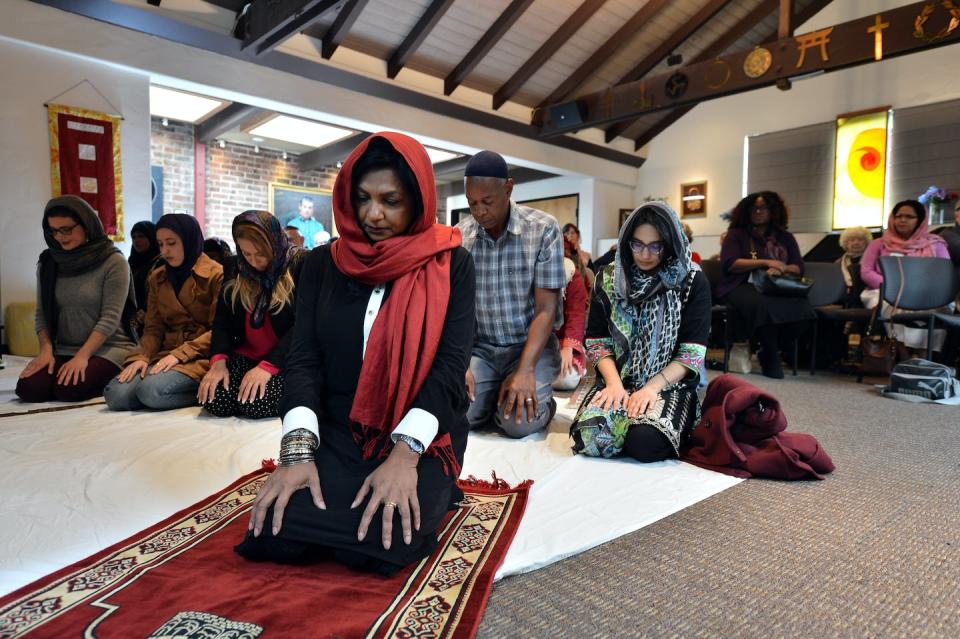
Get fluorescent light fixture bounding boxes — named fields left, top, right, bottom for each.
left=249, top=115, right=353, bottom=148
left=424, top=147, right=460, bottom=164
left=682, top=194, right=705, bottom=201
left=150, top=86, right=223, bottom=123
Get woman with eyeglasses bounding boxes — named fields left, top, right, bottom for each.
left=716, top=191, right=815, bottom=378
left=103, top=214, right=223, bottom=411
left=16, top=196, right=138, bottom=403
left=569, top=203, right=711, bottom=461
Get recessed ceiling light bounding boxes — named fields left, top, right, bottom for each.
left=149, top=86, right=223, bottom=123
left=251, top=136, right=264, bottom=142
left=424, top=147, right=460, bottom=164
left=249, top=115, right=353, bottom=149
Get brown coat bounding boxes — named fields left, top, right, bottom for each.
left=125, top=253, right=224, bottom=380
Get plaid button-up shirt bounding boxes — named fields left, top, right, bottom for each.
left=459, top=202, right=566, bottom=346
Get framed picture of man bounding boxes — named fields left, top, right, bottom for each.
left=268, top=182, right=334, bottom=249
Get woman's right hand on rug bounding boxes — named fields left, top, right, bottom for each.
left=249, top=463, right=325, bottom=537
left=591, top=383, right=630, bottom=411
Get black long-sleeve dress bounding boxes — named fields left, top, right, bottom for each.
left=236, top=245, right=475, bottom=573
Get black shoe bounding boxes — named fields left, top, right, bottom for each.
left=757, top=349, right=784, bottom=379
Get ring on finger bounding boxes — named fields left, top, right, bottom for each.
left=384, top=501, right=398, bottom=509
left=524, top=398, right=533, bottom=403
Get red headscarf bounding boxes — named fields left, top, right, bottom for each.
left=331, top=132, right=462, bottom=472
left=880, top=205, right=945, bottom=257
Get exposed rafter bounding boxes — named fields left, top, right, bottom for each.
left=492, top=0, right=607, bottom=110
left=603, top=0, right=733, bottom=142
left=534, top=0, right=671, bottom=112
left=321, top=0, right=370, bottom=59
left=196, top=103, right=267, bottom=142
left=443, top=0, right=535, bottom=96
left=297, top=132, right=370, bottom=170
left=243, top=0, right=340, bottom=56
left=431, top=156, right=471, bottom=177
left=387, top=0, right=456, bottom=79
left=632, top=0, right=837, bottom=151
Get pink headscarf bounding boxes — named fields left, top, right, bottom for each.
left=880, top=203, right=945, bottom=257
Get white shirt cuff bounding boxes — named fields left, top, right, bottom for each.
left=281, top=406, right=319, bottom=440
left=390, top=407, right=439, bottom=450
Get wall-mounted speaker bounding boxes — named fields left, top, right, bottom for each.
left=548, top=100, right=587, bottom=129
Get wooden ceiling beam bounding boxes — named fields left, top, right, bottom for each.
left=632, top=0, right=836, bottom=151
left=297, top=132, right=370, bottom=170
left=492, top=0, right=608, bottom=110
left=444, top=0, right=535, bottom=95
left=243, top=0, right=340, bottom=56
left=386, top=0, right=456, bottom=79
left=603, top=0, right=733, bottom=142
left=195, top=103, right=267, bottom=142
left=320, top=0, right=370, bottom=59
left=535, top=0, right=672, bottom=111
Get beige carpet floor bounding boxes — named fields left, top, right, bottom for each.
left=478, top=371, right=960, bottom=638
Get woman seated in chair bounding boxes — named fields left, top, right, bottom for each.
left=837, top=226, right=871, bottom=308
left=198, top=211, right=304, bottom=419
left=236, top=132, right=475, bottom=575
left=104, top=214, right=223, bottom=410
left=717, top=191, right=815, bottom=379
left=16, top=196, right=138, bottom=403
left=860, top=199, right=950, bottom=352
left=570, top=202, right=710, bottom=462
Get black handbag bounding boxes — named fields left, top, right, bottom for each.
left=748, top=238, right=812, bottom=297
left=750, top=270, right=814, bottom=297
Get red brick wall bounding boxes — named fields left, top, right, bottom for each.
left=205, top=141, right=337, bottom=243
left=150, top=118, right=195, bottom=216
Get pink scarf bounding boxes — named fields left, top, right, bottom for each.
left=880, top=210, right=945, bottom=257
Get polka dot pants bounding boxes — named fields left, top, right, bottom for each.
left=203, top=354, right=285, bottom=419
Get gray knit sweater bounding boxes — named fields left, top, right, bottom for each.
left=35, top=252, right=138, bottom=367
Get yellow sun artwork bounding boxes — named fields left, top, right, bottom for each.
left=833, top=109, right=889, bottom=229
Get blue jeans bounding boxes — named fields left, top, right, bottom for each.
left=467, top=336, right=560, bottom=438
left=104, top=370, right=199, bottom=411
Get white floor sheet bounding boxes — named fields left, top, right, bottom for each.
left=0, top=358, right=742, bottom=596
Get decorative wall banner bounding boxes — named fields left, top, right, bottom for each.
left=47, top=104, right=124, bottom=240
left=833, top=108, right=890, bottom=229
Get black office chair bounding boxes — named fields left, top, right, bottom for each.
left=699, top=259, right=731, bottom=372
left=879, top=255, right=960, bottom=361
left=802, top=262, right=848, bottom=374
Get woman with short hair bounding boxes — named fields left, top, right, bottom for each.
left=236, top=133, right=475, bottom=575
left=571, top=202, right=711, bottom=462
left=104, top=214, right=223, bottom=410
left=16, top=196, right=137, bottom=402
left=198, top=210, right=304, bottom=419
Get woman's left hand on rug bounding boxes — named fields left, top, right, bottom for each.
left=352, top=446, right=420, bottom=550
left=626, top=385, right=660, bottom=418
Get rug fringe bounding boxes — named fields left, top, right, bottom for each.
left=458, top=470, right=533, bottom=491
left=261, top=458, right=277, bottom=472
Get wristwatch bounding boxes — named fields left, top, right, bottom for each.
left=395, top=434, right=425, bottom=455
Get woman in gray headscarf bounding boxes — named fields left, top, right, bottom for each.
left=16, top=195, right=137, bottom=402
left=571, top=202, right=711, bottom=461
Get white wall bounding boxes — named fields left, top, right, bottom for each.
left=0, top=37, right=151, bottom=307
left=636, top=0, right=960, bottom=239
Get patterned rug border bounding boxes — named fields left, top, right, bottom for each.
left=0, top=465, right=532, bottom=639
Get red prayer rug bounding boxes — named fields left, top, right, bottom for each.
left=0, top=466, right=531, bottom=638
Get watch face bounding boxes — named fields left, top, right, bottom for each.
left=743, top=47, right=773, bottom=78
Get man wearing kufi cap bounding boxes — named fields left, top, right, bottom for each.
left=458, top=150, right=565, bottom=438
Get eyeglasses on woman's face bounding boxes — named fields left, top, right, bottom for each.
left=628, top=239, right=664, bottom=255
left=46, top=222, right=80, bottom=237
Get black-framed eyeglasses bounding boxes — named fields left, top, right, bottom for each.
left=628, top=239, right=664, bottom=256
left=46, top=223, right=80, bottom=237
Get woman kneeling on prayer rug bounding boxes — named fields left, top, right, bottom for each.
left=236, top=132, right=475, bottom=575
left=570, top=202, right=711, bottom=461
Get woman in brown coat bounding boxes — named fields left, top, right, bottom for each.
left=104, top=214, right=223, bottom=410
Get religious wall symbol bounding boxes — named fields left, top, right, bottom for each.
left=704, top=58, right=731, bottom=90
left=795, top=27, right=834, bottom=68
left=913, top=1, right=960, bottom=42
left=665, top=72, right=689, bottom=99
left=743, top=46, right=773, bottom=78
left=867, top=15, right=891, bottom=60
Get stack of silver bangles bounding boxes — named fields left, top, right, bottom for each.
left=279, top=428, right=319, bottom=467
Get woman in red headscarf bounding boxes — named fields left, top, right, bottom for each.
left=236, top=133, right=475, bottom=574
